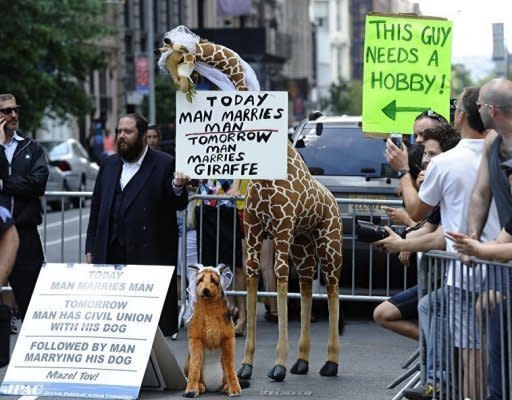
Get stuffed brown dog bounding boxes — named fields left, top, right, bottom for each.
left=183, top=264, right=242, bottom=397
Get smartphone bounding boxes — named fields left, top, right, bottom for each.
left=390, top=133, right=402, bottom=149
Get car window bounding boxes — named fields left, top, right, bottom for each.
left=73, top=142, right=89, bottom=159
left=295, top=124, right=391, bottom=177
left=47, top=142, right=69, bottom=158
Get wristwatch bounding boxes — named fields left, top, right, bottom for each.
left=397, top=169, right=410, bottom=179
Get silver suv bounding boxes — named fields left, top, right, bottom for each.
left=293, top=113, right=414, bottom=292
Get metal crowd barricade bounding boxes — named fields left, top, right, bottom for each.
left=178, top=194, right=414, bottom=324
left=40, top=191, right=417, bottom=322
left=41, top=190, right=93, bottom=263
left=415, top=250, right=512, bottom=400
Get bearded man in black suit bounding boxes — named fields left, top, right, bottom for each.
left=86, top=113, right=189, bottom=337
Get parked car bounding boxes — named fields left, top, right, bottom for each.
left=292, top=113, right=415, bottom=292
left=40, top=139, right=99, bottom=207
left=44, top=153, right=73, bottom=211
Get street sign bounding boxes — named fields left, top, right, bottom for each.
left=362, top=14, right=453, bottom=135
left=135, top=56, right=150, bottom=95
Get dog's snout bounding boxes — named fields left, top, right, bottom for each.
left=201, top=288, right=211, bottom=297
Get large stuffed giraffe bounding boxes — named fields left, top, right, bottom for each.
left=157, top=26, right=342, bottom=382
left=238, top=142, right=343, bottom=381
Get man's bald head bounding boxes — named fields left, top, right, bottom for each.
left=480, top=78, right=512, bottom=117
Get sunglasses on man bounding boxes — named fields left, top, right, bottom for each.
left=0, top=106, right=21, bottom=115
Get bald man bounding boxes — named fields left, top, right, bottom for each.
left=465, top=78, right=512, bottom=400
left=467, top=78, right=512, bottom=240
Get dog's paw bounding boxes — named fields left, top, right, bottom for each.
left=228, top=386, right=242, bottom=397
left=183, top=391, right=197, bottom=398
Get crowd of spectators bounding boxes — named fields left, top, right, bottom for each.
left=373, top=80, right=512, bottom=400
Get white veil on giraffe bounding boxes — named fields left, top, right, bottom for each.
left=157, top=25, right=260, bottom=91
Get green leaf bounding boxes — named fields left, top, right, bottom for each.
left=0, top=0, right=111, bottom=132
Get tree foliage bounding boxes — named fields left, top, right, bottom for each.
left=141, top=75, right=178, bottom=126
left=0, top=0, right=110, bottom=132
left=319, top=78, right=362, bottom=115
left=451, top=63, right=474, bottom=96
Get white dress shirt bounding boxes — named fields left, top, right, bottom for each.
left=120, top=145, right=149, bottom=190
left=0, top=131, right=24, bottom=191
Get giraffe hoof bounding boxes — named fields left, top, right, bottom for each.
left=237, top=363, right=253, bottom=380
left=267, top=364, right=286, bottom=381
left=319, top=361, right=338, bottom=377
left=290, top=358, right=309, bottom=375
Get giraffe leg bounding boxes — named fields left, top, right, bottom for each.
left=238, top=215, right=263, bottom=380
left=238, top=276, right=258, bottom=379
left=289, top=235, right=316, bottom=375
left=319, top=282, right=340, bottom=376
left=267, top=278, right=288, bottom=381
left=290, top=278, right=313, bottom=375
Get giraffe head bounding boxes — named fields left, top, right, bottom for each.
left=156, top=26, right=201, bottom=101
left=156, top=38, right=197, bottom=99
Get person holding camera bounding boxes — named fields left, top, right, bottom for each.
left=386, top=88, right=499, bottom=400
left=371, top=125, right=456, bottom=343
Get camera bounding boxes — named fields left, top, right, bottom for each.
left=355, top=220, right=408, bottom=243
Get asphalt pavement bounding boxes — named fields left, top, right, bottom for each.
left=0, top=303, right=419, bottom=400
left=25, top=207, right=420, bottom=399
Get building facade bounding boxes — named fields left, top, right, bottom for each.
left=349, top=0, right=419, bottom=81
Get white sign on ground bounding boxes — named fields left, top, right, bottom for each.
left=176, top=91, right=288, bottom=179
left=0, top=263, right=174, bottom=399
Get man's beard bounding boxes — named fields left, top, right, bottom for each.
left=117, top=137, right=144, bottom=162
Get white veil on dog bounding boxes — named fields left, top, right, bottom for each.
left=183, top=263, right=233, bottom=325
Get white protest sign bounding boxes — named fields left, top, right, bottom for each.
left=176, top=91, right=288, bottom=179
left=0, top=263, right=174, bottom=400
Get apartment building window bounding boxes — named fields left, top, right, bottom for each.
left=153, top=0, right=159, bottom=33
left=89, top=72, right=95, bottom=96
left=139, top=0, right=145, bottom=32
left=335, top=0, right=341, bottom=32
left=99, top=70, right=107, bottom=97
left=314, top=1, right=329, bottom=32
left=124, top=0, right=131, bottom=28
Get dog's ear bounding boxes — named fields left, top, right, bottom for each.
left=216, top=263, right=233, bottom=290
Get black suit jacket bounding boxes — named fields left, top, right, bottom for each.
left=85, top=148, right=188, bottom=336
left=86, top=148, right=187, bottom=265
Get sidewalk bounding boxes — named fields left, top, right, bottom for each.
left=0, top=303, right=418, bottom=400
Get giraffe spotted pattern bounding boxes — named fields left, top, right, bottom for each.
left=239, top=140, right=343, bottom=381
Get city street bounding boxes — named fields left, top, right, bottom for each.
left=1, top=304, right=418, bottom=400
left=2, top=205, right=421, bottom=400
left=40, top=206, right=91, bottom=264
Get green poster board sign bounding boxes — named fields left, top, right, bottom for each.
left=362, top=14, right=453, bottom=135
